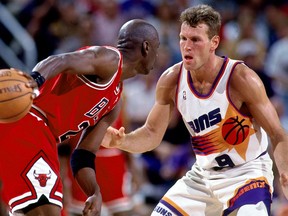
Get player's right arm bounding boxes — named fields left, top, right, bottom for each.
left=102, top=63, right=181, bottom=153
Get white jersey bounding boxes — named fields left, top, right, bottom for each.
left=176, top=57, right=268, bottom=169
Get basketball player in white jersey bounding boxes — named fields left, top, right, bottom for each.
left=102, top=4, right=288, bottom=216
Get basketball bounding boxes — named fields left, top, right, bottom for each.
left=221, top=116, right=250, bottom=145
left=0, top=68, right=33, bottom=123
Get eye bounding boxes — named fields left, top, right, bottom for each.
left=179, top=36, right=187, bottom=41
left=191, top=37, right=200, bottom=42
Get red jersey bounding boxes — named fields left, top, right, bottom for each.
left=0, top=46, right=123, bottom=213
left=32, top=46, right=123, bottom=143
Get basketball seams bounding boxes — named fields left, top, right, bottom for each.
left=222, top=116, right=250, bottom=145
left=0, top=79, right=27, bottom=83
left=0, top=92, right=32, bottom=103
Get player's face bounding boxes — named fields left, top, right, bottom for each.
left=179, top=22, right=213, bottom=71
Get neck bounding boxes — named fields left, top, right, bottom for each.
left=190, top=55, right=222, bottom=83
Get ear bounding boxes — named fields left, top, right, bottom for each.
left=141, top=41, right=149, bottom=57
left=210, top=35, right=220, bottom=51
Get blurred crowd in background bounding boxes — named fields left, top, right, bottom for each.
left=0, top=0, right=288, bottom=215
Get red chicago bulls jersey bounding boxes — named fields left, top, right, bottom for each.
left=0, top=46, right=123, bottom=213
left=32, top=46, right=123, bottom=144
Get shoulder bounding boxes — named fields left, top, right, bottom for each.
left=231, top=63, right=263, bottom=88
left=79, top=46, right=120, bottom=60
left=230, top=63, right=266, bottom=102
left=158, top=62, right=182, bottom=87
left=156, top=62, right=182, bottom=104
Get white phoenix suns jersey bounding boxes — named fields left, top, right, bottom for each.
left=176, top=57, right=268, bottom=169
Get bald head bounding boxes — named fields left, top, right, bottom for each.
left=117, top=19, right=159, bottom=50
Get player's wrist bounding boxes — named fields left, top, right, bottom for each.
left=31, top=71, right=45, bottom=88
left=70, top=149, right=96, bottom=176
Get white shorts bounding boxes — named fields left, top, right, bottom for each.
left=151, top=153, right=274, bottom=216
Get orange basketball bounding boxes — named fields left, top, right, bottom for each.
left=222, top=116, right=250, bottom=145
left=0, top=68, right=33, bottom=123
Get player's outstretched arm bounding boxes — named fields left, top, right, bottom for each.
left=102, top=66, right=178, bottom=153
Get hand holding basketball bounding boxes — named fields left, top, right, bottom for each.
left=0, top=68, right=34, bottom=123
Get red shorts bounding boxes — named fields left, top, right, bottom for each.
left=0, top=112, right=63, bottom=213
left=68, top=147, right=133, bottom=214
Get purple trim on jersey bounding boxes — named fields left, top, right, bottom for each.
left=226, top=60, right=251, bottom=118
left=223, top=179, right=272, bottom=216
left=187, top=56, right=228, bottom=99
left=156, top=199, right=185, bottom=216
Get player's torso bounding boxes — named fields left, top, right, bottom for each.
left=176, top=57, right=268, bottom=169
left=32, top=48, right=123, bottom=143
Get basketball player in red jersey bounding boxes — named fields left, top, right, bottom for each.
left=0, top=19, right=159, bottom=216
left=102, top=5, right=288, bottom=216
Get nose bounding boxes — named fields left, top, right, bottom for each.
left=184, top=40, right=192, bottom=51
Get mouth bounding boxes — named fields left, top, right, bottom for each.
left=183, top=54, right=194, bottom=63
left=184, top=54, right=193, bottom=60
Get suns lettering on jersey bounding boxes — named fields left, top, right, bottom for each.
left=187, top=108, right=222, bottom=133
left=153, top=206, right=173, bottom=216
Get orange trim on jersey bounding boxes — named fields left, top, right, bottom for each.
left=162, top=196, right=189, bottom=216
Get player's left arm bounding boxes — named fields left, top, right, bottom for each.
left=233, top=64, right=288, bottom=199
left=31, top=46, right=119, bottom=81
left=70, top=102, right=122, bottom=215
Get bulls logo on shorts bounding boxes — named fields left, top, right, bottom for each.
left=22, top=151, right=58, bottom=194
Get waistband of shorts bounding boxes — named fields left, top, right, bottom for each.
left=29, top=105, right=48, bottom=124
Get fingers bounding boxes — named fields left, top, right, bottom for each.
left=107, top=126, right=125, bottom=136
left=10, top=68, right=39, bottom=89
left=83, top=201, right=98, bottom=216
left=82, top=196, right=101, bottom=216
left=118, top=127, right=126, bottom=137
left=82, top=201, right=92, bottom=215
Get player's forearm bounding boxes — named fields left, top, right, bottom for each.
left=75, top=167, right=100, bottom=196
left=119, top=124, right=165, bottom=153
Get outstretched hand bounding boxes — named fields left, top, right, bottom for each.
left=280, top=173, right=288, bottom=199
left=101, top=126, right=126, bottom=149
